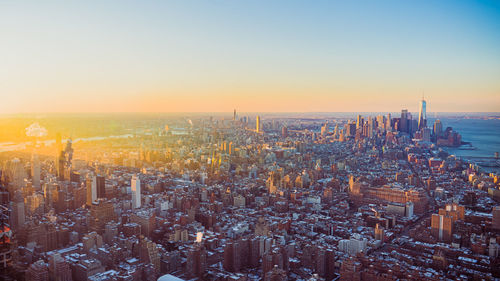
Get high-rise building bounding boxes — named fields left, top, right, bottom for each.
left=386, top=113, right=392, bottom=131
left=422, top=127, right=431, bottom=142
left=356, top=115, right=363, bottom=129
left=96, top=175, right=106, bottom=199
left=130, top=210, right=155, bottom=237
left=418, top=97, right=427, bottom=130
left=433, top=119, right=443, bottom=138
left=26, top=193, right=44, bottom=215
left=186, top=244, right=207, bottom=279
left=281, top=126, right=288, bottom=138
left=321, top=122, right=329, bottom=137
left=131, top=174, right=141, bottom=209
left=48, top=253, right=72, bottom=281
left=256, top=116, right=261, bottom=133
left=374, top=223, right=385, bottom=241
left=26, top=260, right=49, bottom=281
left=346, top=122, right=356, bottom=137
left=431, top=214, right=453, bottom=242
left=11, top=192, right=25, bottom=230
left=89, top=200, right=116, bottom=233
left=376, top=115, right=385, bottom=131
left=431, top=203, right=464, bottom=242
left=338, top=234, right=367, bottom=255
left=86, top=174, right=97, bottom=206
left=31, top=153, right=41, bottom=189
left=400, top=110, right=408, bottom=133
left=139, top=236, right=160, bottom=273
left=57, top=150, right=66, bottom=181
left=492, top=206, right=500, bottom=231
left=74, top=258, right=105, bottom=281
left=2, top=158, right=27, bottom=192
left=55, top=133, right=62, bottom=180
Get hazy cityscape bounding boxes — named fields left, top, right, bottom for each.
left=1, top=99, right=500, bottom=280
left=1, top=1, right=500, bottom=281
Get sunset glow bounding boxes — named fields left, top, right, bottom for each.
left=1, top=0, right=499, bottom=113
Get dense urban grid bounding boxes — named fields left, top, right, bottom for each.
left=1, top=99, right=499, bottom=281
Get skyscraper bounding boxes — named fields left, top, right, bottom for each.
left=55, top=133, right=63, bottom=180
left=321, top=122, right=329, bottom=137
left=386, top=113, right=392, bottom=131
left=31, top=153, right=40, bottom=189
left=96, top=175, right=106, bottom=199
left=25, top=260, right=49, bottom=281
left=256, top=116, right=261, bottom=133
left=11, top=191, right=25, bottom=230
left=356, top=115, right=363, bottom=129
left=86, top=174, right=97, bottom=206
left=493, top=206, right=500, bottom=231
left=2, top=158, right=27, bottom=191
left=400, top=109, right=408, bottom=133
left=131, top=174, right=141, bottom=209
left=418, top=97, right=427, bottom=130
left=48, top=253, right=72, bottom=281
left=433, top=119, right=443, bottom=138
left=281, top=126, right=288, bottom=138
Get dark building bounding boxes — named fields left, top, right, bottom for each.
left=96, top=175, right=106, bottom=199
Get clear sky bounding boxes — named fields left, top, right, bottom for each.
left=1, top=0, right=499, bottom=113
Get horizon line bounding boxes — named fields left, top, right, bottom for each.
left=1, top=111, right=499, bottom=116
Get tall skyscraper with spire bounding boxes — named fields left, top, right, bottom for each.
left=418, top=97, right=427, bottom=130
left=256, top=116, right=261, bottom=133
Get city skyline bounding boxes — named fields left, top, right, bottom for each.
left=1, top=1, right=500, bottom=280
left=1, top=1, right=500, bottom=113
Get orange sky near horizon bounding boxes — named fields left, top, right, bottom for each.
left=1, top=1, right=499, bottom=113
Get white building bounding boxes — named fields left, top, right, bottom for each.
left=233, top=194, right=246, bottom=208
left=405, top=201, right=414, bottom=217
left=338, top=234, right=368, bottom=256
left=86, top=174, right=97, bottom=206
left=131, top=175, right=141, bottom=209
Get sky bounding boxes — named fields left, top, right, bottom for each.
left=0, top=0, right=499, bottom=113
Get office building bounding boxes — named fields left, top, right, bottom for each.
left=431, top=204, right=464, bottom=242
left=431, top=214, right=453, bottom=242
left=86, top=174, right=97, bottom=206
left=11, top=192, right=25, bottom=230
left=26, top=260, right=49, bottom=281
left=48, top=253, right=72, bottom=281
left=433, top=119, right=443, bottom=138
left=338, top=234, right=367, bottom=255
left=96, top=175, right=106, bottom=199
left=356, top=115, right=363, bottom=129
left=492, top=206, right=500, bottom=230
left=131, top=174, right=141, bottom=209
left=400, top=109, right=408, bottom=133
left=31, top=153, right=40, bottom=189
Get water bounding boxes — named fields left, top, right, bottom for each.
left=0, top=134, right=134, bottom=152
left=0, top=130, right=189, bottom=153
left=429, top=117, right=500, bottom=173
